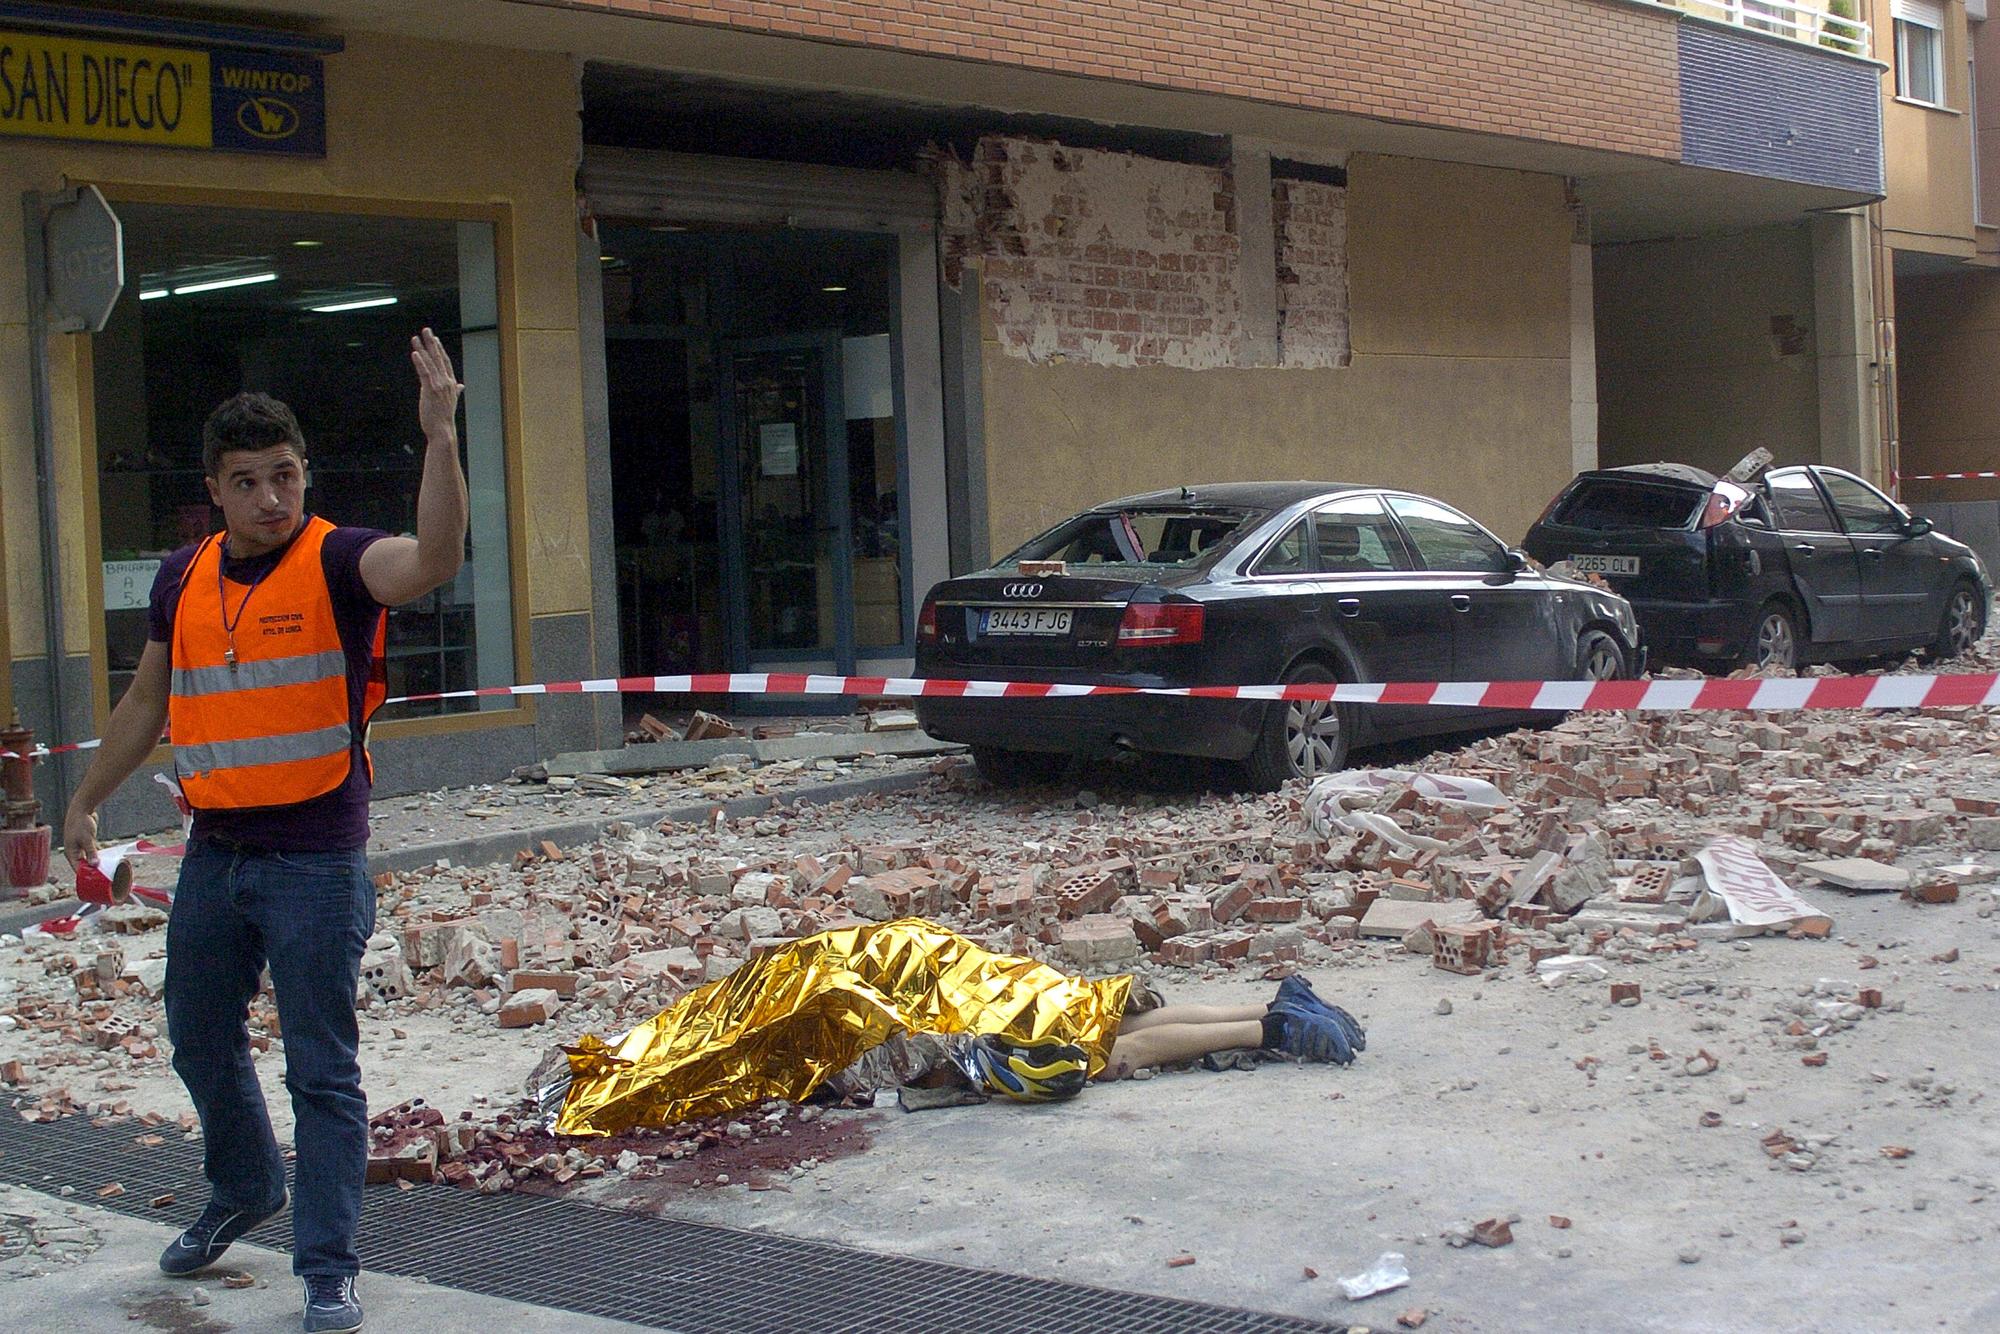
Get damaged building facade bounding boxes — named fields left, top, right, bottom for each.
left=2, top=0, right=1886, bottom=831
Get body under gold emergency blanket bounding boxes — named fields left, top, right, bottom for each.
left=555, top=917, right=1132, bottom=1135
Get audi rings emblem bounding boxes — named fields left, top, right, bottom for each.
left=1002, top=582, right=1044, bottom=598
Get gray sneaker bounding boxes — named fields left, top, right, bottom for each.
left=158, top=1195, right=286, bottom=1276
left=302, top=1274, right=363, bottom=1332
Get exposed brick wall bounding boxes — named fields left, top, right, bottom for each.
left=1273, top=179, right=1349, bottom=370
left=940, top=138, right=1355, bottom=370
left=541, top=0, right=1682, bottom=161
left=942, top=138, right=1246, bottom=369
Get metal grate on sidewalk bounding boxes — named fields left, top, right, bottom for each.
left=0, top=1112, right=1338, bottom=1333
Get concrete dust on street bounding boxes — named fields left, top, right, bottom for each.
left=4, top=651, right=2000, bottom=1330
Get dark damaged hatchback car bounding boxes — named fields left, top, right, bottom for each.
left=1523, top=463, right=1991, bottom=671
left=914, top=482, right=1644, bottom=790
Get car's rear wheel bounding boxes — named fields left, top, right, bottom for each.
left=1242, top=662, right=1348, bottom=791
left=970, top=745, right=1070, bottom=787
left=1578, top=629, right=1626, bottom=681
left=1743, top=601, right=1798, bottom=672
left=1929, top=580, right=1987, bottom=661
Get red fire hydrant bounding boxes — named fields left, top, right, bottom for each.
left=1, top=713, right=53, bottom=895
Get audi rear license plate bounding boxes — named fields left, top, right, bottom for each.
left=981, top=607, right=1073, bottom=636
left=1571, top=554, right=1640, bottom=576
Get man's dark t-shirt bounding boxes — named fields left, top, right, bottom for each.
left=148, top=517, right=388, bottom=851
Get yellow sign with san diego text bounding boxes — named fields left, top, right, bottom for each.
left=0, top=29, right=214, bottom=148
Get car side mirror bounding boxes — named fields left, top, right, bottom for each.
left=1903, top=514, right=1934, bottom=538
left=1485, top=548, right=1530, bottom=585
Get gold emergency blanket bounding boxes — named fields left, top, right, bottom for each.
left=555, top=917, right=1133, bottom=1136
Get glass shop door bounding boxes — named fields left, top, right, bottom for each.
left=718, top=334, right=856, bottom=689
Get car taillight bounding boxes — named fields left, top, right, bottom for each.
left=1698, top=490, right=1741, bottom=530
left=917, top=595, right=939, bottom=643
left=1117, top=601, right=1205, bottom=646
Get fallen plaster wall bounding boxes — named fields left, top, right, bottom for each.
left=941, top=138, right=1247, bottom=369
left=966, top=151, right=1576, bottom=553
left=1274, top=178, right=1351, bottom=369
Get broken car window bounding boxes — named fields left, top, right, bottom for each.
left=1010, top=509, right=1256, bottom=568
left=1553, top=478, right=1706, bottom=531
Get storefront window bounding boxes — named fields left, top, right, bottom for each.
left=92, top=202, right=515, bottom=718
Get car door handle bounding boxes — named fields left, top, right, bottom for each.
left=1337, top=597, right=1362, bottom=618
left=1450, top=594, right=1472, bottom=612
left=1862, top=549, right=1883, bottom=560
left=1792, top=544, right=1815, bottom=557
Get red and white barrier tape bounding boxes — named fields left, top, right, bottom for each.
left=1893, top=470, right=2000, bottom=482
left=6, top=670, right=1999, bottom=764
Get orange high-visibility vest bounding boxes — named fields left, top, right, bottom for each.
left=168, top=517, right=387, bottom=810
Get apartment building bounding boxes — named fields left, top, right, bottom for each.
left=1, top=0, right=1885, bottom=831
left=1875, top=0, right=2000, bottom=562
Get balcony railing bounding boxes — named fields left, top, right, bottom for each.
left=1657, top=1, right=1871, bottom=58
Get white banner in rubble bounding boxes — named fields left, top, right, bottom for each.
left=1304, top=770, right=1509, bottom=850
left=1694, top=836, right=1831, bottom=933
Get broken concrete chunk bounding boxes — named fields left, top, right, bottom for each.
left=1357, top=898, right=1480, bottom=939
left=1798, top=858, right=1911, bottom=893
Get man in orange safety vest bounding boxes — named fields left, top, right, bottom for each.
left=63, top=330, right=469, bottom=1334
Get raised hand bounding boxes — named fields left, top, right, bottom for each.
left=411, top=327, right=463, bottom=443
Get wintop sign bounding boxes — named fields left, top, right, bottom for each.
left=0, top=27, right=325, bottom=156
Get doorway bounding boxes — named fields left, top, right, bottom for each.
left=601, top=226, right=910, bottom=711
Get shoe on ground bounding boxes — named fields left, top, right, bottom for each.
left=1274, top=974, right=1367, bottom=1055
left=158, top=1195, right=287, bottom=1276
left=302, top=1274, right=364, bottom=1333
left=1268, top=1000, right=1361, bottom=1066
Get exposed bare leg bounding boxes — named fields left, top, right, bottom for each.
left=1118, top=1003, right=1265, bottom=1034
left=1098, top=1019, right=1264, bottom=1081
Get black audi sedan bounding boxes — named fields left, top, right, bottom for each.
left=914, top=482, right=1644, bottom=789
left=1523, top=463, right=1991, bottom=671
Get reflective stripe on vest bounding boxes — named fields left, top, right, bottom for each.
left=173, top=723, right=353, bottom=775
left=171, top=648, right=348, bottom=698
left=168, top=516, right=376, bottom=812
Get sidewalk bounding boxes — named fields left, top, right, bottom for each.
left=0, top=1183, right=637, bottom=1333
left=0, top=755, right=952, bottom=938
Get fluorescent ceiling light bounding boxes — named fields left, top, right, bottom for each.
left=173, top=271, right=277, bottom=295
left=821, top=284, right=848, bottom=293
left=139, top=288, right=169, bottom=300
left=309, top=295, right=399, bottom=313
left=292, top=239, right=324, bottom=247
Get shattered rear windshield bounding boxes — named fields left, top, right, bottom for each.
left=1008, top=508, right=1260, bottom=568
left=1553, top=479, right=1706, bottom=531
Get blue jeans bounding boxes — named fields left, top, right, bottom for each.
left=166, top=840, right=374, bottom=1277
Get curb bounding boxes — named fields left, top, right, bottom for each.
left=0, top=764, right=957, bottom=936
left=368, top=763, right=950, bottom=876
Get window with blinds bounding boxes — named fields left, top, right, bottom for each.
left=1893, top=0, right=1946, bottom=106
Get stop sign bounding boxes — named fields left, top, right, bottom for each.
left=43, top=186, right=125, bottom=334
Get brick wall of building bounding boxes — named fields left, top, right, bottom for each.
left=1273, top=178, right=1349, bottom=370
left=941, top=138, right=1251, bottom=369
left=552, top=0, right=1682, bottom=161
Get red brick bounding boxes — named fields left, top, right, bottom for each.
left=506, top=969, right=580, bottom=998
